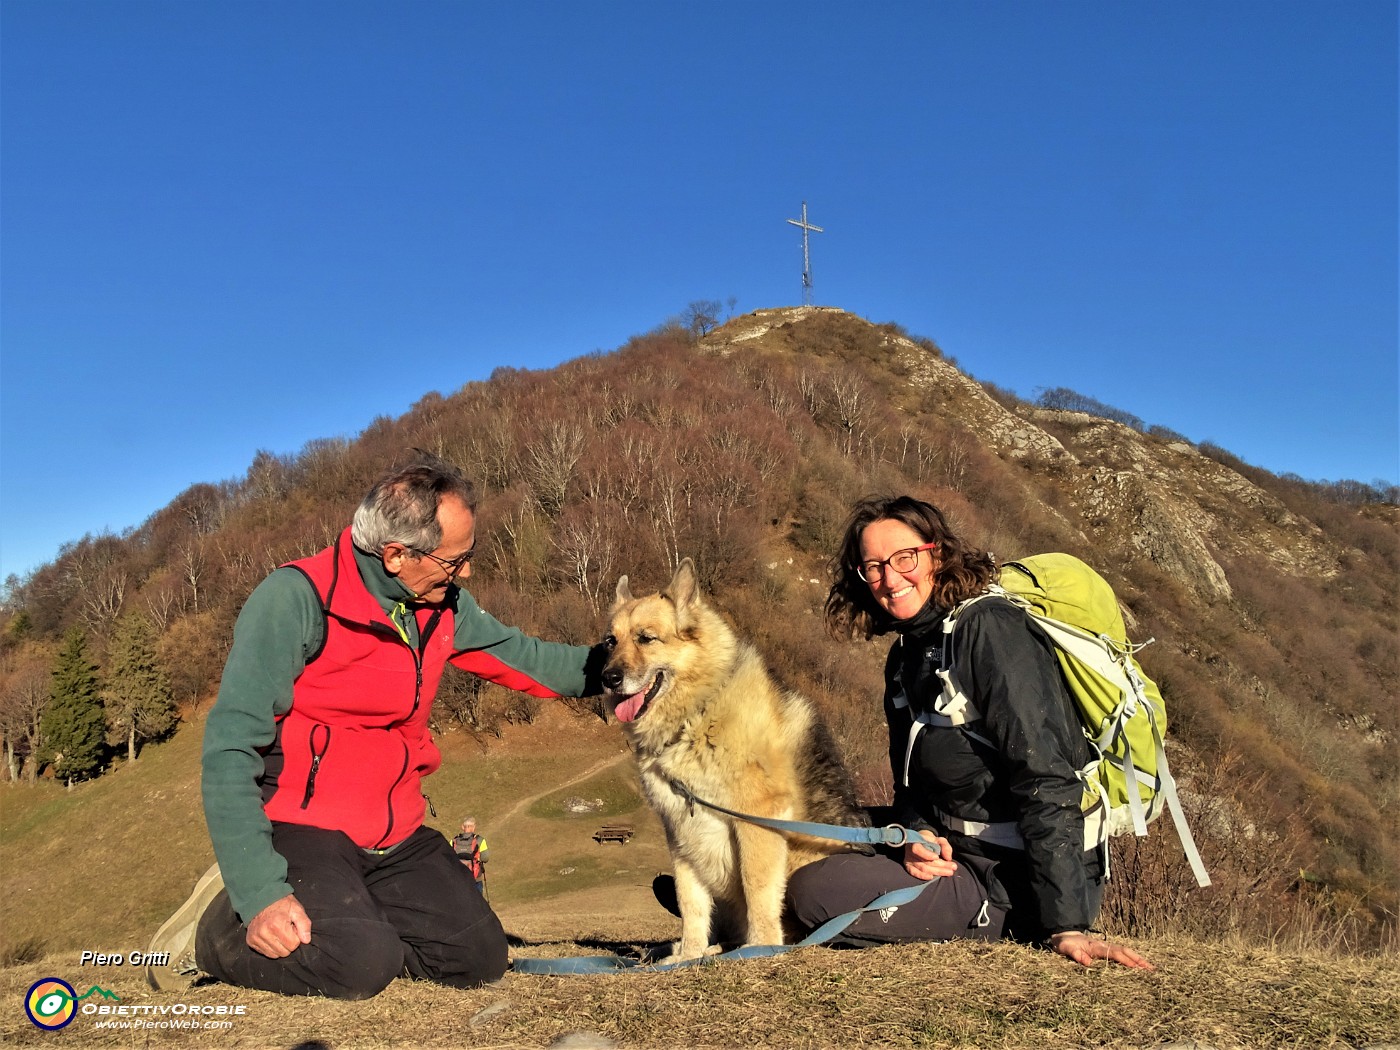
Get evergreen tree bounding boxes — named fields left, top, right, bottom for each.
left=40, top=628, right=106, bottom=782
left=103, top=612, right=178, bottom=761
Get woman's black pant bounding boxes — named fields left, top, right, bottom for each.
left=196, top=823, right=506, bottom=999
left=786, top=847, right=1007, bottom=946
left=787, top=838, right=1106, bottom=947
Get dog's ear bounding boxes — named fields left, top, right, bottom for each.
left=614, top=574, right=633, bottom=606
left=666, top=558, right=700, bottom=615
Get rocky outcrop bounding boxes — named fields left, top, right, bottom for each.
left=705, top=307, right=1344, bottom=603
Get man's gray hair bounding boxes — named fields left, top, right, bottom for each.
left=351, top=452, right=477, bottom=555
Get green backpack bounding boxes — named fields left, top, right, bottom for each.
left=938, top=553, right=1210, bottom=888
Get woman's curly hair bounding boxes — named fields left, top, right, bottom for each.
left=824, top=494, right=998, bottom=640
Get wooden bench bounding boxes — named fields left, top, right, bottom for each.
left=592, top=823, right=634, bottom=844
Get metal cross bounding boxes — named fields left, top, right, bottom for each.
left=786, top=201, right=824, bottom=305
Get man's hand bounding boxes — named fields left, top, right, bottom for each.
left=1048, top=930, right=1155, bottom=970
left=246, top=894, right=313, bottom=958
left=902, top=828, right=958, bottom=881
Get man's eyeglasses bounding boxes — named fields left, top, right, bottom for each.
left=855, top=542, right=937, bottom=584
left=407, top=545, right=475, bottom=578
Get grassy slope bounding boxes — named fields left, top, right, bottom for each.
left=0, top=702, right=672, bottom=958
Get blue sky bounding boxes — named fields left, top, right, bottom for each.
left=2, top=0, right=1396, bottom=584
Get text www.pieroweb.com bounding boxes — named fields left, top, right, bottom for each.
left=92, top=1017, right=235, bottom=1031
left=84, top=1003, right=244, bottom=1031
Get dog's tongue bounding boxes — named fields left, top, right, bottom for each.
left=614, top=691, right=648, bottom=723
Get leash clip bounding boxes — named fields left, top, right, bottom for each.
left=880, top=823, right=918, bottom=848
left=668, top=777, right=698, bottom=815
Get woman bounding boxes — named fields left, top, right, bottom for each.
left=786, top=495, right=1153, bottom=969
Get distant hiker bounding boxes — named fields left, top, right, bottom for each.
left=146, top=453, right=605, bottom=998
left=785, top=494, right=1154, bottom=970
left=452, top=817, right=489, bottom=897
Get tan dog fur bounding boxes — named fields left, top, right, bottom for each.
left=601, top=558, right=868, bottom=961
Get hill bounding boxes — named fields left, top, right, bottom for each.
left=2, top=304, right=1396, bottom=967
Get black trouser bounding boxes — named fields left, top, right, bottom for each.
left=788, top=840, right=1107, bottom=947
left=786, top=848, right=1007, bottom=946
left=196, top=824, right=506, bottom=999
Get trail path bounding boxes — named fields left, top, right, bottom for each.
left=494, top=748, right=633, bottom=829
left=489, top=746, right=674, bottom=943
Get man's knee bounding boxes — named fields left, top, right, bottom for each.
left=407, top=910, right=508, bottom=989
left=199, top=913, right=406, bottom=1000
left=306, top=919, right=405, bottom=1000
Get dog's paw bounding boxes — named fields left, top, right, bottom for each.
left=654, top=940, right=719, bottom=966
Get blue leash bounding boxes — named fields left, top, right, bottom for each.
left=512, top=783, right=936, bottom=976
left=511, top=880, right=936, bottom=975
left=663, top=778, right=923, bottom=851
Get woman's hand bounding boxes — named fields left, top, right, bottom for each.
left=1047, top=930, right=1155, bottom=970
left=902, top=828, right=958, bottom=881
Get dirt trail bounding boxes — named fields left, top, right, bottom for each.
left=493, top=748, right=633, bottom=828
left=488, top=746, right=676, bottom=944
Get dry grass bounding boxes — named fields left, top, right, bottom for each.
left=4, top=707, right=1398, bottom=1048
left=2, top=933, right=1396, bottom=1049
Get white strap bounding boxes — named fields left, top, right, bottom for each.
left=932, top=802, right=1108, bottom=856
left=930, top=805, right=1025, bottom=849
left=902, top=719, right=922, bottom=788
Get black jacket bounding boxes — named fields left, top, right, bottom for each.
left=885, top=594, right=1101, bottom=939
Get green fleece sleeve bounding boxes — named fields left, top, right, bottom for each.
left=201, top=567, right=322, bottom=922
left=449, top=589, right=604, bottom=697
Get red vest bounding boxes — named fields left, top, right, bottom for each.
left=260, top=529, right=453, bottom=849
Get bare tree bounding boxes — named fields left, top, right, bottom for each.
left=898, top=420, right=920, bottom=466
left=142, top=568, right=185, bottom=631
left=0, top=652, right=50, bottom=782
left=65, top=535, right=128, bottom=635
left=552, top=502, right=618, bottom=614
left=487, top=501, right=549, bottom=597
left=648, top=462, right=691, bottom=572
left=79, top=569, right=127, bottom=636
left=828, top=373, right=870, bottom=456
left=174, top=482, right=230, bottom=535
left=466, top=403, right=518, bottom=492
left=244, top=449, right=292, bottom=502
left=524, top=421, right=584, bottom=516
left=180, top=540, right=207, bottom=613
left=683, top=299, right=723, bottom=338
left=943, top=432, right=971, bottom=491
left=798, top=369, right=822, bottom=416
left=433, top=665, right=485, bottom=729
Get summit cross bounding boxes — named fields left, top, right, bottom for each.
left=786, top=201, right=824, bottom=306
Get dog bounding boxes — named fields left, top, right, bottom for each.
left=601, top=558, right=871, bottom=961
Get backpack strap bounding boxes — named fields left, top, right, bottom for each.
left=930, top=804, right=1109, bottom=856
left=932, top=591, right=1000, bottom=727
left=929, top=804, right=1024, bottom=849
left=1006, top=603, right=1211, bottom=888
left=896, top=594, right=1002, bottom=791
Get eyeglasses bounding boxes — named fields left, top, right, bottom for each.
left=855, top=542, right=937, bottom=584
left=406, top=545, right=475, bottom=578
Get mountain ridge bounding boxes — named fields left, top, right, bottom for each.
left=704, top=306, right=1344, bottom=600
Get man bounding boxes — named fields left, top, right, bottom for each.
left=452, top=817, right=489, bottom=897
left=146, top=454, right=603, bottom=999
